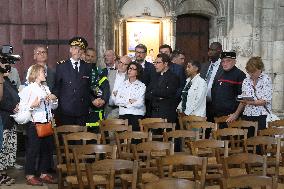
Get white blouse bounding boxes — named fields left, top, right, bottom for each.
left=113, top=79, right=146, bottom=116
left=242, top=73, right=272, bottom=116
left=19, top=82, right=58, bottom=123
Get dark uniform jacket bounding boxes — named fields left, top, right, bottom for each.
left=146, top=70, right=179, bottom=123
left=141, top=61, right=155, bottom=86
left=169, top=63, right=186, bottom=98
left=0, top=77, right=20, bottom=129
left=211, top=66, right=246, bottom=117
left=54, top=59, right=92, bottom=117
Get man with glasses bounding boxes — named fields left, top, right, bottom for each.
left=105, top=55, right=130, bottom=118
left=134, top=44, right=155, bottom=86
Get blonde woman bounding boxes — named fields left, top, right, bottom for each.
left=19, top=64, right=57, bottom=186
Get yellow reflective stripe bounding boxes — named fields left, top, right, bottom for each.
left=99, top=111, right=103, bottom=120
left=86, top=122, right=100, bottom=127
left=98, top=76, right=107, bottom=86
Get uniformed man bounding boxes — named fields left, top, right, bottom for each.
left=211, top=51, right=246, bottom=123
left=85, top=48, right=110, bottom=132
left=54, top=37, right=91, bottom=126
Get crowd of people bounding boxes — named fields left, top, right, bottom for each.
left=0, top=36, right=273, bottom=185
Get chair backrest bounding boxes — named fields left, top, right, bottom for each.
left=143, top=122, right=176, bottom=141
left=63, top=132, right=101, bottom=173
left=100, top=118, right=128, bottom=126
left=221, top=175, right=277, bottom=189
left=187, top=121, right=217, bottom=139
left=268, top=119, right=284, bottom=128
left=259, top=127, right=284, bottom=137
left=228, top=120, right=258, bottom=137
left=72, top=144, right=117, bottom=189
left=138, top=118, right=167, bottom=132
left=213, top=128, right=247, bottom=152
left=214, top=116, right=229, bottom=130
left=244, top=136, right=280, bottom=178
left=142, top=178, right=200, bottom=189
left=178, top=114, right=207, bottom=130
left=158, top=154, right=207, bottom=189
left=163, top=130, right=199, bottom=152
left=222, top=153, right=267, bottom=178
left=88, top=159, right=138, bottom=189
left=53, top=125, right=87, bottom=164
left=115, top=131, right=150, bottom=159
left=100, top=124, right=132, bottom=144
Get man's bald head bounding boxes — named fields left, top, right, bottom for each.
left=118, top=55, right=132, bottom=73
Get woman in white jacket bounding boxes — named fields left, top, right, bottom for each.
left=113, top=62, right=146, bottom=131
left=19, top=64, right=57, bottom=186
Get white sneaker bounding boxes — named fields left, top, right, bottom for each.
left=13, top=163, right=23, bottom=170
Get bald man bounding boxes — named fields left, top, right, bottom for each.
left=105, top=55, right=131, bottom=118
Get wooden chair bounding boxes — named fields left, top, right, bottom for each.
left=100, top=124, right=132, bottom=144
left=115, top=131, right=150, bottom=159
left=178, top=114, right=207, bottom=130
left=186, top=121, right=217, bottom=139
left=221, top=175, right=278, bottom=189
left=142, top=178, right=200, bottom=189
left=132, top=141, right=174, bottom=184
left=158, top=154, right=207, bottom=189
left=213, top=128, right=247, bottom=154
left=244, top=136, right=281, bottom=179
left=268, top=119, right=284, bottom=128
left=100, top=118, right=129, bottom=127
left=228, top=120, right=258, bottom=138
left=222, top=153, right=267, bottom=178
left=138, top=118, right=167, bottom=132
left=163, top=130, right=199, bottom=152
left=70, top=144, right=117, bottom=189
left=88, top=159, right=138, bottom=189
left=143, top=122, right=176, bottom=141
left=189, top=139, right=229, bottom=185
left=53, top=125, right=87, bottom=189
left=214, top=116, right=229, bottom=130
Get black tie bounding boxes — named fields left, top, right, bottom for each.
left=74, top=62, right=79, bottom=73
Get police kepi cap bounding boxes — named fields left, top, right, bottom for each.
left=69, top=36, right=88, bottom=49
left=221, top=51, right=236, bottom=59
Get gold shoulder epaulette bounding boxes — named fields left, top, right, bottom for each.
left=57, top=60, right=66, bottom=64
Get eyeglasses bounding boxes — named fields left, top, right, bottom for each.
left=135, top=51, right=146, bottom=54
left=119, top=61, right=129, bottom=66
left=153, top=61, right=163, bottom=65
left=128, top=67, right=137, bottom=70
left=35, top=51, right=47, bottom=55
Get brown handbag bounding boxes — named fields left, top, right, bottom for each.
left=35, top=122, right=53, bottom=138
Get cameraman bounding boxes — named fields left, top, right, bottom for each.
left=0, top=62, right=19, bottom=185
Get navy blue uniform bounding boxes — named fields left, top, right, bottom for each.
left=54, top=59, right=92, bottom=126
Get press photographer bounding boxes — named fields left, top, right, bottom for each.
left=0, top=45, right=20, bottom=185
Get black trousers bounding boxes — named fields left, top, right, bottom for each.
left=242, top=115, right=267, bottom=138
left=59, top=113, right=89, bottom=126
left=25, top=122, right=54, bottom=175
left=119, top=114, right=144, bottom=131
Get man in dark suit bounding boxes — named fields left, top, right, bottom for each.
left=54, top=37, right=91, bottom=126
left=146, top=53, right=179, bottom=123
left=200, top=42, right=223, bottom=123
left=134, top=44, right=155, bottom=86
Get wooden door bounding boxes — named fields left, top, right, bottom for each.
left=176, top=15, right=209, bottom=63
left=0, top=0, right=95, bottom=81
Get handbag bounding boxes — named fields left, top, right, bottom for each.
left=35, top=122, right=53, bottom=138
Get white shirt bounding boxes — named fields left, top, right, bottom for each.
left=242, top=73, right=272, bottom=116
left=206, top=58, right=221, bottom=100
left=109, top=71, right=127, bottom=105
left=70, top=58, right=80, bottom=71
left=19, top=82, right=58, bottom=123
left=177, top=74, right=207, bottom=117
left=113, top=79, right=146, bottom=116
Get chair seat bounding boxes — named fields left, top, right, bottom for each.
left=228, top=168, right=247, bottom=177
left=172, top=171, right=194, bottom=179
left=120, top=172, right=159, bottom=183
left=66, top=174, right=107, bottom=185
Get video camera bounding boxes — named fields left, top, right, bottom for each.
left=0, top=45, right=21, bottom=73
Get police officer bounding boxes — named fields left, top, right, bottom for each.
left=85, top=48, right=110, bottom=132
left=211, top=51, right=246, bottom=124
left=54, top=37, right=91, bottom=126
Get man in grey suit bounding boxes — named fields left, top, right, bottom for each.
left=105, top=55, right=130, bottom=118
left=200, top=42, right=223, bottom=124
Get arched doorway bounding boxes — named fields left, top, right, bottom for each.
left=176, top=14, right=209, bottom=63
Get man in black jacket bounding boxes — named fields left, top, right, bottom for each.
left=54, top=37, right=92, bottom=126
